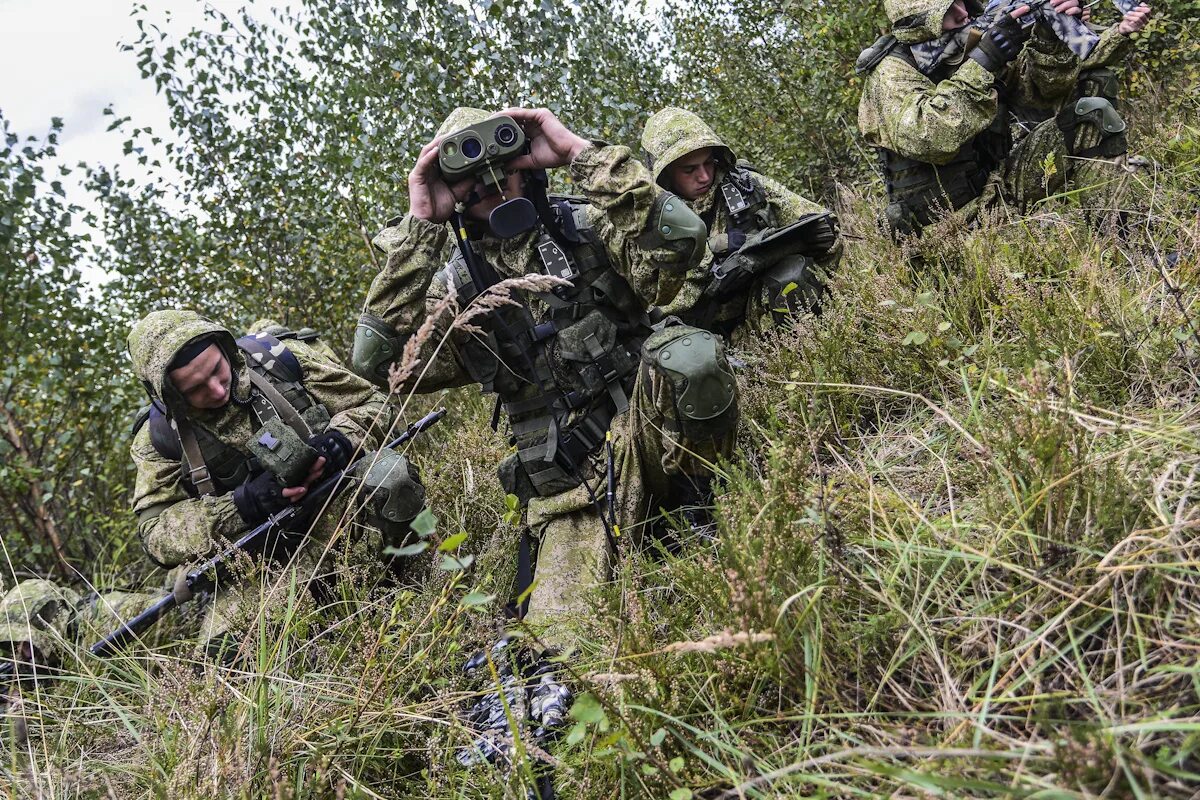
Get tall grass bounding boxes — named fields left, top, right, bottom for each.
left=3, top=105, right=1198, bottom=799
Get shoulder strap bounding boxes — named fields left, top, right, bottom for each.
left=247, top=370, right=314, bottom=439
left=174, top=418, right=216, bottom=496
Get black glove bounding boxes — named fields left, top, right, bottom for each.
left=308, top=429, right=355, bottom=474
left=726, top=227, right=748, bottom=252
left=970, top=14, right=1032, bottom=73
left=232, top=471, right=289, bottom=524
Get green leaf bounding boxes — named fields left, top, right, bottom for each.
left=438, top=531, right=468, bottom=552
left=438, top=553, right=474, bottom=571
left=650, top=727, right=666, bottom=747
left=460, top=591, right=494, bottom=607
left=902, top=331, right=928, bottom=346
left=669, top=756, right=685, bottom=773
left=569, top=693, right=606, bottom=725
left=410, top=508, right=436, bottom=538
left=669, top=789, right=692, bottom=800
left=382, top=541, right=427, bottom=558
left=566, top=722, right=586, bottom=745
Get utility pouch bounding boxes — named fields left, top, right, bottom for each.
left=248, top=417, right=318, bottom=487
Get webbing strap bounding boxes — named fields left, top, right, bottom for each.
left=175, top=419, right=216, bottom=496
left=248, top=369, right=313, bottom=439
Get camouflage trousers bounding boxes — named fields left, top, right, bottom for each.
left=995, top=113, right=1132, bottom=217
left=523, top=325, right=739, bottom=650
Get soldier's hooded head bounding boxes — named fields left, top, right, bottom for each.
left=884, top=0, right=983, bottom=75
left=641, top=108, right=736, bottom=201
left=0, top=579, right=81, bottom=675
left=127, top=310, right=252, bottom=417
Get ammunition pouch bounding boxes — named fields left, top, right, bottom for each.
left=1057, top=96, right=1127, bottom=160
left=352, top=312, right=408, bottom=388
left=641, top=326, right=737, bottom=440
left=638, top=192, right=706, bottom=272
left=248, top=416, right=318, bottom=487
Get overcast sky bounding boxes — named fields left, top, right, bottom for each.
left=0, top=0, right=256, bottom=192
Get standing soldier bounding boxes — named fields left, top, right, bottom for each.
left=641, top=108, right=843, bottom=341
left=856, top=0, right=1152, bottom=237
left=352, top=106, right=739, bottom=654
left=128, top=310, right=425, bottom=657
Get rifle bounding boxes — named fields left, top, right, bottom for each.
left=968, top=0, right=1118, bottom=60
left=704, top=212, right=837, bottom=302
left=0, top=406, right=446, bottom=683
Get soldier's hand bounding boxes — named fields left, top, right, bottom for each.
left=971, top=9, right=1033, bottom=72
left=1118, top=4, right=1151, bottom=34
left=1046, top=0, right=1081, bottom=17
left=495, top=108, right=590, bottom=171
left=281, top=456, right=327, bottom=503
left=233, top=471, right=290, bottom=523
left=408, top=138, right=475, bottom=223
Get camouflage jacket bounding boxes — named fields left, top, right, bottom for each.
left=128, top=310, right=395, bottom=567
left=639, top=106, right=843, bottom=330
left=358, top=143, right=708, bottom=395
left=857, top=0, right=1133, bottom=164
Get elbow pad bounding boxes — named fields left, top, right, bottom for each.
left=352, top=313, right=407, bottom=388
left=639, top=192, right=708, bottom=273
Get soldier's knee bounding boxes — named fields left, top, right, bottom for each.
left=351, top=313, right=406, bottom=388
left=348, top=450, right=426, bottom=550
left=1057, top=96, right=1127, bottom=160
left=641, top=325, right=738, bottom=439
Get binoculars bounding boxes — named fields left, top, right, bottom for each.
left=438, top=116, right=527, bottom=189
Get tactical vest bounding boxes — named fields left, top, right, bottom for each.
left=441, top=197, right=650, bottom=498
left=133, top=334, right=331, bottom=497
left=874, top=42, right=1012, bottom=235
left=712, top=164, right=772, bottom=236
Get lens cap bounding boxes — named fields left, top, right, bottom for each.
left=489, top=197, right=539, bottom=239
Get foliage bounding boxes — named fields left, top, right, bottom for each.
left=0, top=114, right=139, bottom=580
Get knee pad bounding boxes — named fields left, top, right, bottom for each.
left=636, top=192, right=708, bottom=273
left=350, top=449, right=426, bottom=547
left=351, top=312, right=406, bottom=388
left=641, top=326, right=737, bottom=438
left=1057, top=96, right=1127, bottom=160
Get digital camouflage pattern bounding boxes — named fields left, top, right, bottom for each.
left=858, top=0, right=1135, bottom=226
left=249, top=317, right=343, bottom=365
left=127, top=310, right=399, bottom=641
left=641, top=108, right=843, bottom=339
left=359, top=119, right=737, bottom=649
left=0, top=579, right=161, bottom=666
left=436, top=105, right=489, bottom=138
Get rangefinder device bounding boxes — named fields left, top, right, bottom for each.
left=438, top=115, right=527, bottom=189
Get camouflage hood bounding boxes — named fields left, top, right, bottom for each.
left=641, top=107, right=736, bottom=189
left=0, top=579, right=81, bottom=665
left=126, top=310, right=250, bottom=415
left=886, top=0, right=958, bottom=43
left=436, top=106, right=490, bottom=139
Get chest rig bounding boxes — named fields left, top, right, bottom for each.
left=442, top=197, right=650, bottom=498
left=137, top=334, right=331, bottom=497
left=712, top=165, right=772, bottom=242
left=875, top=43, right=1012, bottom=235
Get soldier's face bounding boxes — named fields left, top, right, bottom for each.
left=169, top=344, right=233, bottom=410
left=943, top=0, right=970, bottom=29
left=465, top=168, right=526, bottom=223
left=666, top=148, right=717, bottom=201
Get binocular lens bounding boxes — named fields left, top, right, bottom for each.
left=494, top=124, right=518, bottom=147
left=442, top=141, right=458, bottom=157
left=461, top=137, right=483, bottom=160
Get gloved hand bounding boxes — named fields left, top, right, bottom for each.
left=970, top=13, right=1032, bottom=73
left=308, top=429, right=355, bottom=474
left=232, top=470, right=289, bottom=524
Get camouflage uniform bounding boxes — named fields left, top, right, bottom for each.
left=641, top=108, right=843, bottom=341
left=0, top=579, right=161, bottom=672
left=128, top=310, right=412, bottom=644
left=857, top=0, right=1136, bottom=235
left=353, top=108, right=739, bottom=649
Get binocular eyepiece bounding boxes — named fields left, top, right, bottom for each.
left=438, top=116, right=527, bottom=188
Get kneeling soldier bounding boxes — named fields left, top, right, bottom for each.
left=641, top=107, right=843, bottom=341
left=128, top=310, right=426, bottom=655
